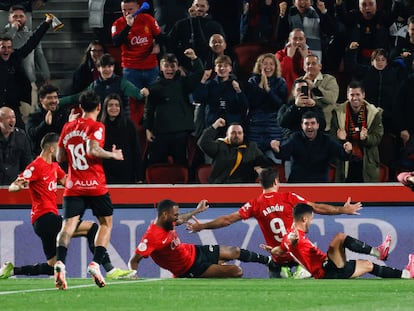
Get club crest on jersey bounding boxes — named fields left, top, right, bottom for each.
left=22, top=167, right=34, bottom=178
left=138, top=239, right=148, bottom=252
left=94, top=128, right=103, bottom=140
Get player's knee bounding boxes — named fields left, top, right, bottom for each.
left=333, top=233, right=347, bottom=241
left=228, top=246, right=241, bottom=258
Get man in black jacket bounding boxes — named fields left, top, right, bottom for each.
left=0, top=13, right=53, bottom=129
left=26, top=84, right=69, bottom=155
left=271, top=111, right=352, bottom=183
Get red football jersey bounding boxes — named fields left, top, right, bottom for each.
left=58, top=117, right=108, bottom=196
left=280, top=229, right=327, bottom=279
left=20, top=156, right=66, bottom=224
left=111, top=14, right=161, bottom=70
left=135, top=223, right=196, bottom=277
left=238, top=191, right=309, bottom=263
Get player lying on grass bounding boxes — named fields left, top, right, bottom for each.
left=186, top=167, right=363, bottom=278
left=128, top=199, right=277, bottom=278
left=261, top=203, right=414, bottom=279
left=0, top=132, right=134, bottom=280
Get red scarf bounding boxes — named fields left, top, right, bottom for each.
left=345, top=103, right=367, bottom=159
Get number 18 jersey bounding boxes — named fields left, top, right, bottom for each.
left=58, top=117, right=108, bottom=196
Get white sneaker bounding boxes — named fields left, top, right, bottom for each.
left=54, top=261, right=67, bottom=290
left=87, top=261, right=106, bottom=288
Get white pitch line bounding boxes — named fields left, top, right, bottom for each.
left=0, top=278, right=163, bottom=296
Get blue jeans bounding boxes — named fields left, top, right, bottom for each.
left=123, top=66, right=159, bottom=88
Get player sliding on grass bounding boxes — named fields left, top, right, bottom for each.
left=186, top=167, right=363, bottom=278
left=0, top=133, right=134, bottom=281
left=261, top=203, right=414, bottom=279
left=128, top=199, right=278, bottom=278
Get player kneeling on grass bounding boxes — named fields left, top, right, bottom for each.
left=261, top=203, right=414, bottom=279
left=128, top=199, right=277, bottom=278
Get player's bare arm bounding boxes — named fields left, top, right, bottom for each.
left=186, top=211, right=242, bottom=232
left=8, top=177, right=28, bottom=192
left=176, top=199, right=209, bottom=226
left=87, top=139, right=124, bottom=160
left=128, top=253, right=143, bottom=276
left=310, top=197, right=362, bottom=215
left=260, top=244, right=285, bottom=256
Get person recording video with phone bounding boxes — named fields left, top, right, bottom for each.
left=277, top=78, right=326, bottom=133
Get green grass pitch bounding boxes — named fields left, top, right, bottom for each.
left=0, top=278, right=413, bottom=311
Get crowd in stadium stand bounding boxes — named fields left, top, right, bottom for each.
left=2, top=0, right=414, bottom=185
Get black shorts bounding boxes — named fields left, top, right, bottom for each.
left=62, top=193, right=113, bottom=219
left=179, top=245, right=220, bottom=278
left=33, top=213, right=62, bottom=260
left=322, top=258, right=356, bottom=279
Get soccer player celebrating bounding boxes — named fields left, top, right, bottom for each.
left=54, top=90, right=124, bottom=289
left=186, top=167, right=365, bottom=278
left=128, top=199, right=277, bottom=278
left=261, top=203, right=414, bottom=279
left=1, top=133, right=133, bottom=281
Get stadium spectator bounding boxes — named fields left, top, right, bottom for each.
left=0, top=0, right=44, bottom=29
left=0, top=106, right=32, bottom=185
left=193, top=55, right=248, bottom=130
left=240, top=0, right=278, bottom=45
left=0, top=13, right=53, bottom=129
left=277, top=0, right=336, bottom=65
left=337, top=0, right=393, bottom=68
left=112, top=0, right=161, bottom=89
left=26, top=84, right=69, bottom=156
left=55, top=90, right=124, bottom=289
left=129, top=199, right=276, bottom=278
left=204, top=33, right=229, bottom=70
left=71, top=40, right=107, bottom=93
left=277, top=78, right=326, bottom=133
left=390, top=15, right=414, bottom=76
left=152, top=0, right=193, bottom=33
left=100, top=93, right=143, bottom=183
left=187, top=167, right=362, bottom=277
left=167, top=0, right=225, bottom=71
left=197, top=118, right=271, bottom=183
left=330, top=81, right=383, bottom=182
left=144, top=49, right=203, bottom=166
left=1, top=132, right=134, bottom=280
left=298, top=54, right=339, bottom=132
left=262, top=203, right=414, bottom=279
left=275, top=28, right=311, bottom=92
left=4, top=5, right=51, bottom=120
left=245, top=53, right=288, bottom=164
left=60, top=53, right=148, bottom=118
left=270, top=111, right=352, bottom=183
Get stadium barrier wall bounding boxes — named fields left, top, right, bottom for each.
left=1, top=183, right=414, bottom=278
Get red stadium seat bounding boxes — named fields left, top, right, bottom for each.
left=379, top=163, right=389, bottom=182
left=273, top=163, right=286, bottom=183
left=145, top=164, right=189, bottom=184
left=196, top=164, right=212, bottom=184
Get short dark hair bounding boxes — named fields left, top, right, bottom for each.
left=40, top=132, right=59, bottom=150
left=9, top=4, right=25, bottom=13
left=78, top=90, right=100, bottom=112
left=371, top=48, right=388, bottom=62
left=97, top=53, right=115, bottom=67
left=293, top=203, right=314, bottom=221
left=408, top=15, right=414, bottom=25
left=259, top=167, right=279, bottom=189
left=160, top=53, right=178, bottom=65
left=157, top=199, right=178, bottom=216
left=215, top=55, right=232, bottom=66
left=293, top=78, right=308, bottom=88
left=39, top=84, right=59, bottom=100
left=301, top=111, right=319, bottom=123
left=347, top=80, right=365, bottom=92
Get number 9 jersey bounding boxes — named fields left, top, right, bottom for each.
left=58, top=117, right=108, bottom=196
